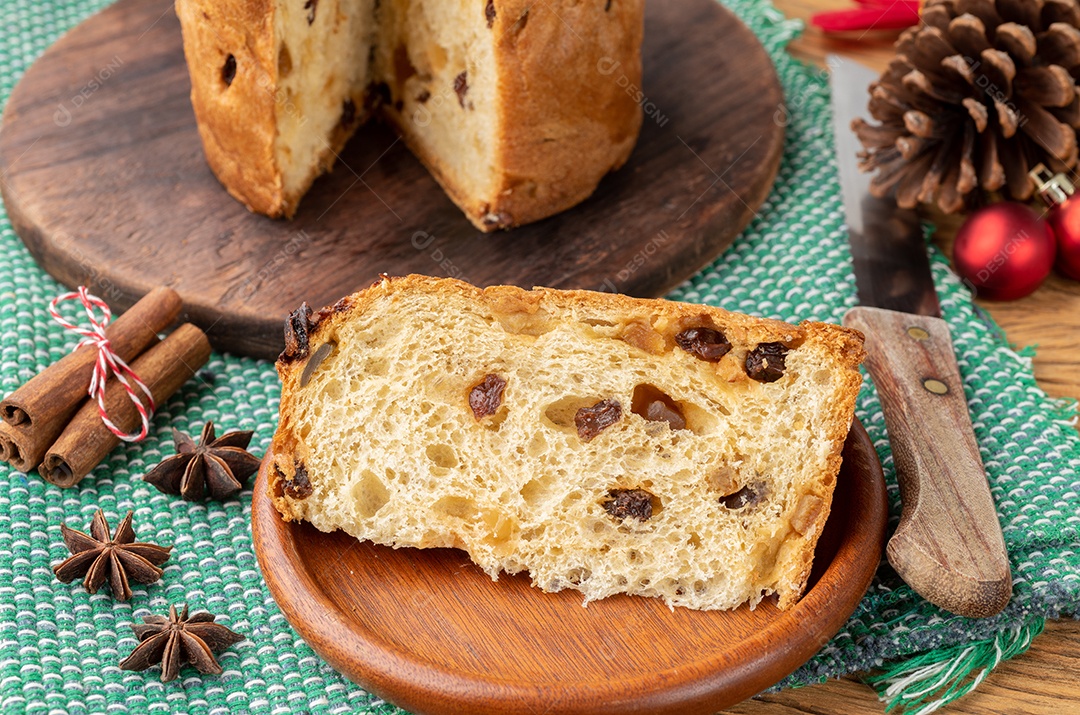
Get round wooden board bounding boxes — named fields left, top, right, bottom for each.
left=251, top=420, right=887, bottom=715
left=0, top=0, right=784, bottom=360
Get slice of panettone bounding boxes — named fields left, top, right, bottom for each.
left=268, top=276, right=866, bottom=611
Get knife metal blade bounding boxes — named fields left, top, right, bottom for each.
left=828, top=56, right=1012, bottom=619
left=829, top=58, right=940, bottom=318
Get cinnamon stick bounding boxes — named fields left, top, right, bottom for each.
left=0, top=286, right=181, bottom=471
left=40, top=323, right=211, bottom=488
left=0, top=420, right=39, bottom=474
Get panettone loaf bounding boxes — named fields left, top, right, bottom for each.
left=176, top=1, right=644, bottom=230
left=268, top=276, right=866, bottom=611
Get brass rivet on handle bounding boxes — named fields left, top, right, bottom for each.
left=923, top=378, right=948, bottom=395
left=907, top=326, right=930, bottom=341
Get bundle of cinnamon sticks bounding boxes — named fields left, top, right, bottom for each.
left=0, top=287, right=211, bottom=488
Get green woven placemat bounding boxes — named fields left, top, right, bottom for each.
left=1, top=1, right=1078, bottom=714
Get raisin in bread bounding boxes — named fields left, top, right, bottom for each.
left=268, top=276, right=866, bottom=611
left=176, top=0, right=644, bottom=230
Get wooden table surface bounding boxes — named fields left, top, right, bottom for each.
left=718, top=2, right=1080, bottom=713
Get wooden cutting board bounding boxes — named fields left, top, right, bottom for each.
left=0, top=0, right=784, bottom=360
left=251, top=420, right=887, bottom=715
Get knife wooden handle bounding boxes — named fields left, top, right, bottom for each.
left=844, top=306, right=1011, bottom=618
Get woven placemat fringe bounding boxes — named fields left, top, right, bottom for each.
left=864, top=617, right=1045, bottom=714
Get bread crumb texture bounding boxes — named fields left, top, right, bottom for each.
left=270, top=276, right=866, bottom=611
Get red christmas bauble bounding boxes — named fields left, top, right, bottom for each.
left=1046, top=194, right=1080, bottom=281
left=953, top=203, right=1055, bottom=301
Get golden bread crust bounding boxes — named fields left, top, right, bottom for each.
left=491, top=0, right=644, bottom=229
left=176, top=0, right=285, bottom=216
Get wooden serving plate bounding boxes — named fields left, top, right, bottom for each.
left=0, top=0, right=784, bottom=360
left=251, top=419, right=887, bottom=715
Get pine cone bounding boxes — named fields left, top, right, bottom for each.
left=854, top=0, right=1080, bottom=213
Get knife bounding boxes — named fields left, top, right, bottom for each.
left=828, top=56, right=1011, bottom=619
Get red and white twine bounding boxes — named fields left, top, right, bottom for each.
left=49, top=287, right=155, bottom=442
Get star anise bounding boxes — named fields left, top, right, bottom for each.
left=119, top=603, right=244, bottom=682
left=53, top=510, right=171, bottom=601
left=143, top=421, right=261, bottom=501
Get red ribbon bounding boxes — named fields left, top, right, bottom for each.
left=811, top=0, right=921, bottom=33
left=49, top=287, right=155, bottom=442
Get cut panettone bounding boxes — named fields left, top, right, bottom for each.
left=176, top=0, right=377, bottom=219
left=268, top=276, right=866, bottom=611
left=176, top=0, right=644, bottom=230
